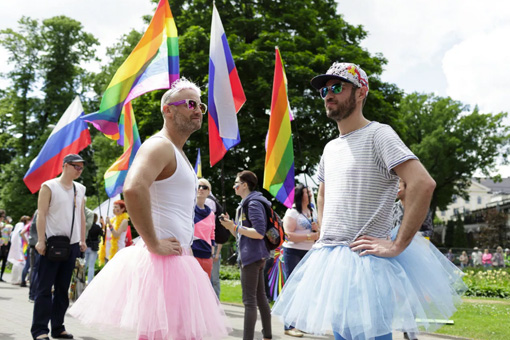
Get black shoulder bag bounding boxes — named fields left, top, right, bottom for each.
left=46, top=184, right=76, bottom=262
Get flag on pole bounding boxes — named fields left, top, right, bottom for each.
left=208, top=4, right=246, bottom=166
left=83, top=0, right=179, bottom=137
left=194, top=148, right=202, bottom=178
left=23, top=96, right=91, bottom=193
left=263, top=47, right=295, bottom=208
left=104, top=103, right=142, bottom=197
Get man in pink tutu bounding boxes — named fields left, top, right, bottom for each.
left=69, top=78, right=230, bottom=340
left=272, top=63, right=465, bottom=340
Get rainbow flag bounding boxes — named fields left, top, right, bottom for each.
left=263, top=47, right=295, bottom=208
left=194, top=148, right=202, bottom=178
left=84, top=0, right=179, bottom=137
left=104, top=103, right=141, bottom=197
left=208, top=4, right=245, bottom=166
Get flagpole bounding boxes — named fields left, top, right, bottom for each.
left=220, top=159, right=226, bottom=211
left=291, top=119, right=314, bottom=221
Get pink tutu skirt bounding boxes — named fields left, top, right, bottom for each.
left=69, top=243, right=231, bottom=340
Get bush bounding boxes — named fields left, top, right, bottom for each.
left=219, top=264, right=240, bottom=280
left=463, top=268, right=510, bottom=299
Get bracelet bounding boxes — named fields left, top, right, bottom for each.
left=234, top=224, right=238, bottom=234
left=307, top=234, right=311, bottom=241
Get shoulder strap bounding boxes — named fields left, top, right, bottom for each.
left=242, top=196, right=270, bottom=224
left=70, top=183, right=76, bottom=238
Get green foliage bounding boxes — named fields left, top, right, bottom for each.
left=463, top=268, right=510, bottom=299
left=445, top=219, right=455, bottom=248
left=0, top=16, right=98, bottom=219
left=454, top=217, right=468, bottom=248
left=398, top=93, right=510, bottom=212
left=154, top=0, right=399, bottom=216
left=219, top=264, right=241, bottom=280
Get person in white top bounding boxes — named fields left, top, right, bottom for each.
left=68, top=78, right=230, bottom=340
left=31, top=153, right=87, bottom=340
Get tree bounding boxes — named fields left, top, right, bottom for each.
left=130, top=0, right=403, bottom=215
left=0, top=17, right=42, bottom=158
left=444, top=219, right=455, bottom=248
left=397, top=93, right=510, bottom=213
left=479, top=208, right=508, bottom=248
left=453, top=216, right=468, bottom=248
left=0, top=16, right=98, bottom=219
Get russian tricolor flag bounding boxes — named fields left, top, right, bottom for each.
left=23, top=96, right=91, bottom=193
left=208, top=4, right=246, bottom=166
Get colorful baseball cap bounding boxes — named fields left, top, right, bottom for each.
left=311, top=62, right=369, bottom=91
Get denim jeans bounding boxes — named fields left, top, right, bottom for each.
left=210, top=247, right=221, bottom=298
left=84, top=247, right=98, bottom=283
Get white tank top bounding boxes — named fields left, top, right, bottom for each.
left=149, top=136, right=197, bottom=246
left=43, top=178, right=86, bottom=244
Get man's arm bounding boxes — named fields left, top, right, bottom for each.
left=351, top=159, right=435, bottom=257
left=110, top=219, right=128, bottom=238
left=80, top=197, right=87, bottom=252
left=220, top=201, right=265, bottom=240
left=35, top=185, right=51, bottom=255
left=317, top=182, right=325, bottom=227
left=124, top=137, right=181, bottom=256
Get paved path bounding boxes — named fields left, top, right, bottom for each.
left=0, top=273, right=469, bottom=339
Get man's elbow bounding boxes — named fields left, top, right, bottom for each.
left=423, top=176, right=436, bottom=197
left=123, top=181, right=139, bottom=200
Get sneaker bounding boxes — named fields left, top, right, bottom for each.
left=284, top=329, right=304, bottom=337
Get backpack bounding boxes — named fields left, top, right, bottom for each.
left=207, top=195, right=231, bottom=244
left=243, top=196, right=285, bottom=251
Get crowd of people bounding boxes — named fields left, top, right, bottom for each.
left=0, top=63, right=490, bottom=340
left=446, top=246, right=510, bottom=269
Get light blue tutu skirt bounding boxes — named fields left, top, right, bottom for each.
left=272, top=232, right=466, bottom=340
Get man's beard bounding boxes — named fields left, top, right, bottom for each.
left=325, top=88, right=357, bottom=122
left=173, top=112, right=202, bottom=133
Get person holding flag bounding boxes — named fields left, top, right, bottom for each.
left=69, top=78, right=230, bottom=340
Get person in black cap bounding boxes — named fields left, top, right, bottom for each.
left=31, top=153, right=87, bottom=340
left=273, top=63, right=465, bottom=340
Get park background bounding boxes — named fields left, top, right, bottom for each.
left=0, top=1, right=509, bottom=339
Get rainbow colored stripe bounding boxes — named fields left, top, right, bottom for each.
left=104, top=103, right=141, bottom=197
left=208, top=5, right=245, bottom=166
left=194, top=148, right=202, bottom=178
left=84, top=0, right=179, bottom=137
left=263, top=47, right=295, bottom=208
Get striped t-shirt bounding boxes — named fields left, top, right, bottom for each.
left=316, top=121, right=417, bottom=246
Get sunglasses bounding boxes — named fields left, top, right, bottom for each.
left=320, top=83, right=349, bottom=99
left=198, top=185, right=210, bottom=190
left=69, top=163, right=84, bottom=171
left=166, top=99, right=207, bottom=114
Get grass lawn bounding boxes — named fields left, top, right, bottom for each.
left=219, top=281, right=510, bottom=340
left=220, top=280, right=243, bottom=304
left=434, top=297, right=510, bottom=340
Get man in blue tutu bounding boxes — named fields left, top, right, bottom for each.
left=273, top=63, right=464, bottom=340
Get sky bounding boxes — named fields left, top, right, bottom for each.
left=1, top=0, right=510, bottom=174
